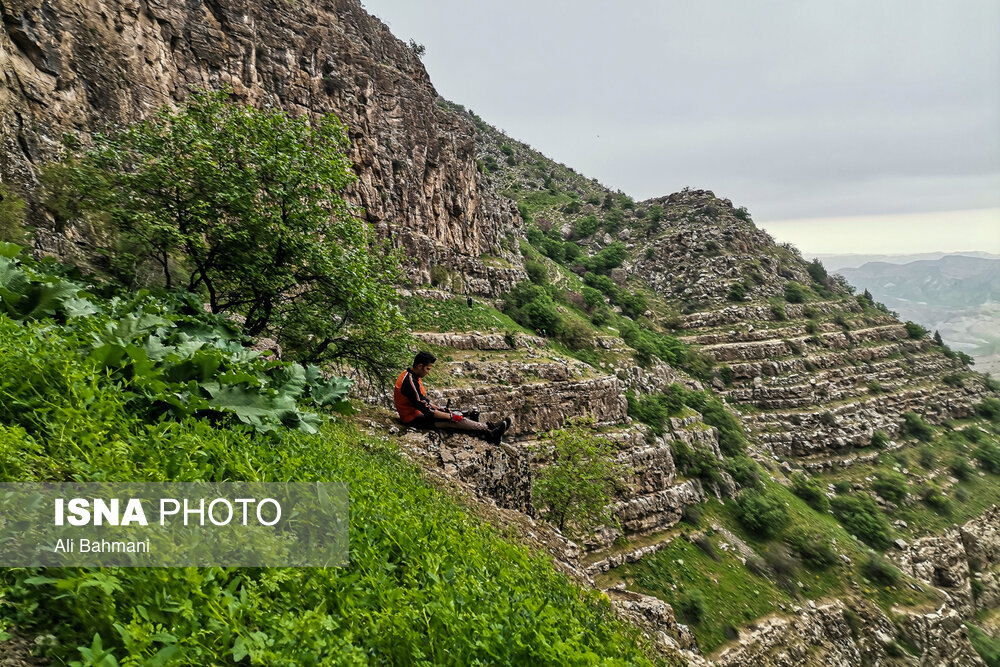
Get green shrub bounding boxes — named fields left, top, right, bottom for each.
left=862, top=552, right=900, bottom=585
left=918, top=446, right=936, bottom=469
left=532, top=418, right=620, bottom=536
left=977, top=442, right=1000, bottom=474
left=681, top=389, right=748, bottom=456
left=834, top=480, right=853, bottom=494
left=871, top=430, right=890, bottom=448
left=617, top=290, right=648, bottom=319
left=573, top=215, right=600, bottom=238
left=805, top=319, right=819, bottom=334
left=866, top=380, right=883, bottom=395
left=806, top=259, right=829, bottom=284
left=904, top=321, right=929, bottom=339
left=724, top=455, right=762, bottom=489
left=688, top=447, right=723, bottom=485
left=763, top=543, right=801, bottom=579
left=831, top=493, right=892, bottom=549
left=618, top=321, right=686, bottom=368
left=770, top=302, right=787, bottom=321
left=582, top=242, right=627, bottom=275
left=603, top=208, right=625, bottom=235
left=784, top=282, right=808, bottom=303
left=872, top=471, right=908, bottom=503
left=691, top=533, right=720, bottom=561
left=670, top=437, right=694, bottom=467
left=791, top=473, right=830, bottom=512
left=627, top=386, right=686, bottom=435
left=735, top=489, right=790, bottom=538
left=583, top=271, right=617, bottom=297
left=678, top=588, right=707, bottom=624
left=964, top=427, right=984, bottom=444
left=727, top=282, right=747, bottom=302
left=921, top=483, right=952, bottom=513
left=559, top=317, right=594, bottom=351
left=976, top=398, right=1000, bottom=422
left=525, top=259, right=549, bottom=285
left=581, top=286, right=604, bottom=310
left=430, top=264, right=451, bottom=287
left=681, top=503, right=702, bottom=526
left=902, top=411, right=934, bottom=441
left=502, top=281, right=563, bottom=334
left=787, top=528, right=838, bottom=568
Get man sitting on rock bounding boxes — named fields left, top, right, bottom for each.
left=394, top=351, right=511, bottom=444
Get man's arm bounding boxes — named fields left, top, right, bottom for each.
left=401, top=372, right=452, bottom=419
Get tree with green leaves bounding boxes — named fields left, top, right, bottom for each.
left=45, top=88, right=409, bottom=384
left=532, top=417, right=622, bottom=536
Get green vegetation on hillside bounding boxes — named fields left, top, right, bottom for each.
left=0, top=253, right=661, bottom=666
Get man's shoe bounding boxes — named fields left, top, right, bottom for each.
left=499, top=417, right=512, bottom=434
left=486, top=426, right=503, bottom=445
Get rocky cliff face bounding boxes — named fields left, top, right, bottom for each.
left=0, top=0, right=525, bottom=293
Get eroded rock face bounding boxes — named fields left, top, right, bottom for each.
left=893, top=507, right=1000, bottom=617
left=713, top=601, right=863, bottom=667
left=0, top=0, right=525, bottom=293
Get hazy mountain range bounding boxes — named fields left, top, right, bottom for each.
left=836, top=253, right=1000, bottom=376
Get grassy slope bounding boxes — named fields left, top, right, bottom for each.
left=0, top=296, right=664, bottom=665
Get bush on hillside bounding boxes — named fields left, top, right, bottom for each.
left=872, top=470, right=908, bottom=503
left=904, top=321, right=929, bottom=339
left=784, top=282, right=808, bottom=303
left=581, top=286, right=604, bottom=310
left=574, top=215, right=600, bottom=238
left=831, top=493, right=892, bottom=549
left=502, top=281, right=563, bottom=335
left=976, top=398, right=1000, bottom=422
left=787, top=528, right=838, bottom=569
left=682, top=389, right=748, bottom=456
left=976, top=442, right=1000, bottom=474
left=617, top=289, right=648, bottom=319
left=862, top=552, right=901, bottom=585
left=735, top=489, right=790, bottom=538
left=950, top=456, right=975, bottom=480
left=901, top=411, right=934, bottom=441
left=583, top=271, right=617, bottom=297
left=582, top=242, right=627, bottom=275
left=724, top=454, right=763, bottom=489
left=525, top=259, right=549, bottom=285
left=791, top=473, right=830, bottom=512
left=532, top=418, right=621, bottom=536
left=871, top=430, right=890, bottom=448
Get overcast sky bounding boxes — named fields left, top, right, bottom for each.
left=362, top=0, right=1000, bottom=254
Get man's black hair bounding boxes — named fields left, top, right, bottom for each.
left=413, top=351, right=436, bottom=367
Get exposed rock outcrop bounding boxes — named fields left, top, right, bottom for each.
left=0, top=0, right=525, bottom=293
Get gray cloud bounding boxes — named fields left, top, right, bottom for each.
left=363, top=0, right=1000, bottom=221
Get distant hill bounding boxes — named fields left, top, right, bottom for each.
left=817, top=251, right=1000, bottom=272
left=839, top=254, right=1000, bottom=375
